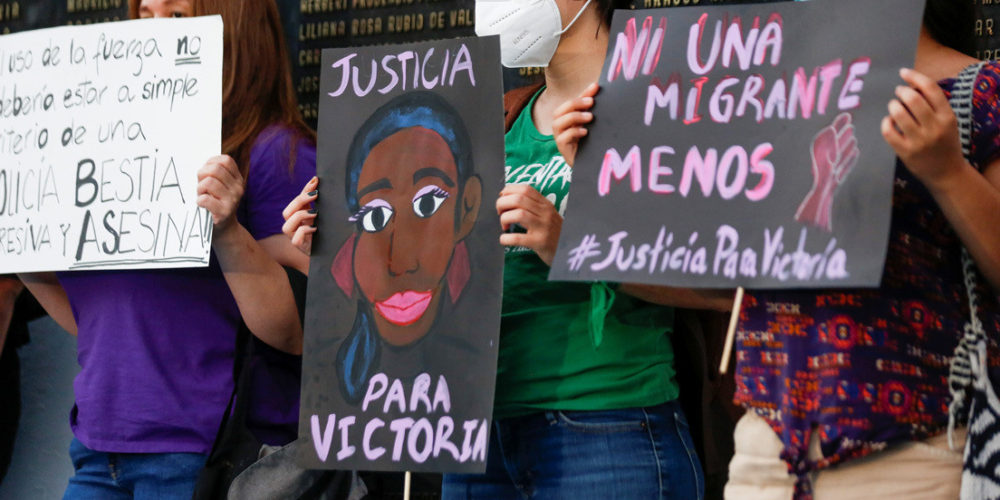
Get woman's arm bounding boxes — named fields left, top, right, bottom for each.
left=883, top=68, right=1000, bottom=290
left=198, top=155, right=304, bottom=355
left=212, top=224, right=304, bottom=354
left=15, top=273, right=77, bottom=335
left=922, top=159, right=1000, bottom=290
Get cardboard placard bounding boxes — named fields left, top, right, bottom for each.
left=0, top=16, right=222, bottom=272
left=299, top=36, right=504, bottom=473
left=550, top=0, right=924, bottom=288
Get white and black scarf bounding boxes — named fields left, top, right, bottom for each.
left=941, top=61, right=1000, bottom=500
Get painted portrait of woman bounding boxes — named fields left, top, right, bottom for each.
left=328, top=91, right=484, bottom=404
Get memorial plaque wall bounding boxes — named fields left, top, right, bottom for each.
left=976, top=0, right=1000, bottom=59
left=0, top=1, right=126, bottom=34
left=5, top=1, right=991, bottom=127
left=289, top=0, right=478, bottom=125
left=287, top=0, right=792, bottom=127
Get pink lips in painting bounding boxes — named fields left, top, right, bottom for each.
left=375, top=290, right=433, bottom=326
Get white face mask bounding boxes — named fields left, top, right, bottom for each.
left=475, top=0, right=594, bottom=68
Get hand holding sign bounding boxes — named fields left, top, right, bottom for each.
left=553, top=83, right=599, bottom=167
left=882, top=67, right=965, bottom=190
left=281, top=177, right=319, bottom=256
left=497, top=184, right=564, bottom=266
left=196, top=155, right=244, bottom=234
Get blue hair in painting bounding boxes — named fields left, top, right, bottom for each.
left=338, top=91, right=472, bottom=404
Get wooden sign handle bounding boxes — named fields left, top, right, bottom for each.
left=719, top=287, right=744, bottom=375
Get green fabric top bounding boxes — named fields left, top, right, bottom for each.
left=495, top=89, right=679, bottom=419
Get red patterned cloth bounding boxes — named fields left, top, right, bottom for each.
left=734, top=62, right=1000, bottom=499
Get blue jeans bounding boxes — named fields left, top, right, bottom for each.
left=63, top=438, right=207, bottom=500
left=442, top=400, right=704, bottom=500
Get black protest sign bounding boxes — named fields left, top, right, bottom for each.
left=549, top=0, right=924, bottom=288
left=0, top=17, right=222, bottom=272
left=299, top=36, right=504, bottom=473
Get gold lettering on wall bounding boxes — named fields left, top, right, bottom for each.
left=643, top=0, right=700, bottom=8
left=351, top=16, right=383, bottom=36
left=387, top=13, right=424, bottom=33
left=0, top=1, right=21, bottom=22
left=299, top=20, right=347, bottom=41
left=67, top=0, right=123, bottom=14
left=449, top=8, right=472, bottom=28
left=977, top=17, right=996, bottom=37
left=300, top=0, right=348, bottom=13
left=66, top=16, right=121, bottom=25
left=297, top=75, right=320, bottom=94
left=299, top=103, right=319, bottom=121
left=351, top=0, right=416, bottom=8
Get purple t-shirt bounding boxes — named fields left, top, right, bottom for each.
left=239, top=126, right=316, bottom=446
left=59, top=124, right=315, bottom=453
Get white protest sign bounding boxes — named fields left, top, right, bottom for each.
left=0, top=16, right=222, bottom=272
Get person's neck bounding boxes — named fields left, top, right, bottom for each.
left=532, top=15, right=608, bottom=135
left=543, top=32, right=607, bottom=102
left=914, top=26, right=977, bottom=81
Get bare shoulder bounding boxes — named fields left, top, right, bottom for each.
left=916, top=47, right=980, bottom=82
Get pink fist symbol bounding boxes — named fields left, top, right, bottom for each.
left=795, top=113, right=860, bottom=232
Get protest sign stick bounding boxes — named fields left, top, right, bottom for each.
left=719, top=287, right=744, bottom=375
left=404, top=471, right=412, bottom=500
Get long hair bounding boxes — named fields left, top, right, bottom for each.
left=129, top=0, right=316, bottom=177
left=337, top=92, right=473, bottom=404
left=924, top=0, right=976, bottom=56
left=595, top=0, right=633, bottom=28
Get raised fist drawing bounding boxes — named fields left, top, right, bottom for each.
left=795, top=113, right=860, bottom=232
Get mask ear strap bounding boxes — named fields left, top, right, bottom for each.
left=447, top=241, right=471, bottom=304
left=331, top=234, right=356, bottom=298
left=554, top=0, right=594, bottom=36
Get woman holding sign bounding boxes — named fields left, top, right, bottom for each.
left=18, top=0, right=314, bottom=498
left=555, top=1, right=1000, bottom=499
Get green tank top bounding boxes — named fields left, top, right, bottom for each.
left=495, top=89, right=679, bottom=418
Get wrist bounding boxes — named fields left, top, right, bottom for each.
left=538, top=251, right=554, bottom=267
left=0, top=278, right=23, bottom=301
left=211, top=219, right=246, bottom=247
left=924, top=158, right=972, bottom=197
left=0, top=289, right=20, bottom=307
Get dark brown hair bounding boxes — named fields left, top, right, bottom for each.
left=924, top=0, right=976, bottom=56
left=129, top=0, right=316, bottom=177
left=595, top=0, right=633, bottom=28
